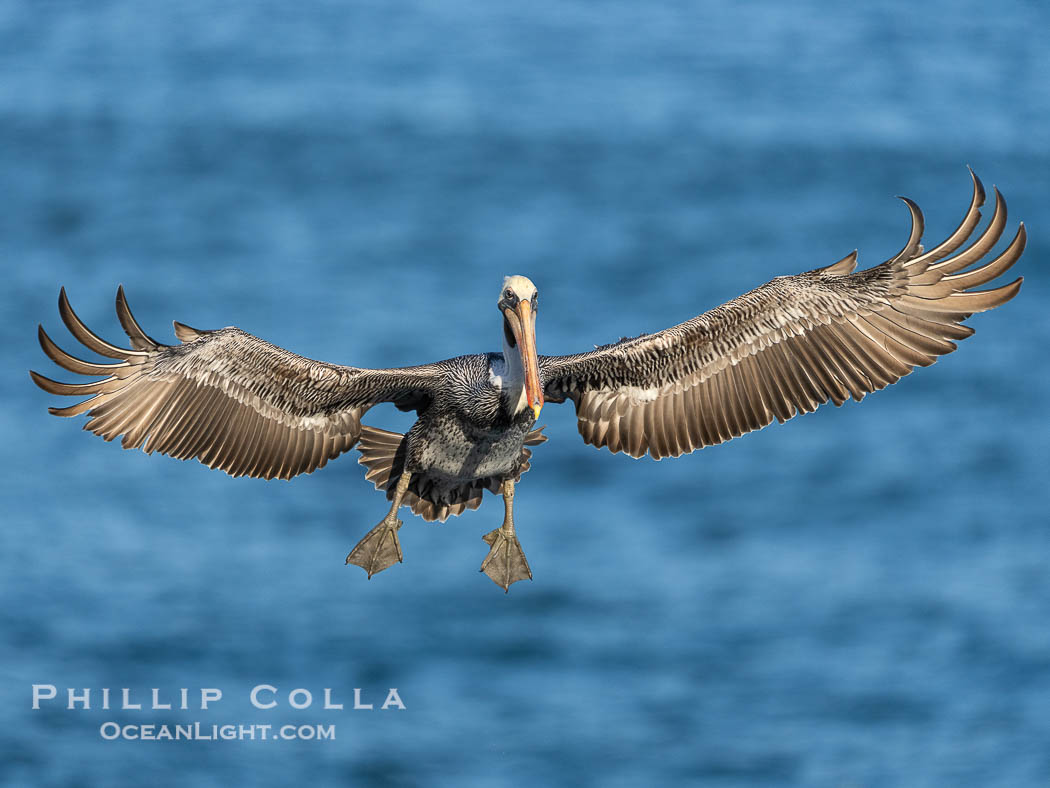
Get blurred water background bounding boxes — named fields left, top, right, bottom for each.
left=1, top=1, right=1049, bottom=785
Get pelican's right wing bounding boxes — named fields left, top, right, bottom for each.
left=31, top=288, right=444, bottom=479
left=540, top=171, right=1024, bottom=460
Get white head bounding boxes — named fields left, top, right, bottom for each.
left=496, top=275, right=543, bottom=420
left=498, top=275, right=538, bottom=308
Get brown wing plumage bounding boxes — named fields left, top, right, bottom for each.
left=540, top=171, right=1025, bottom=460
left=31, top=288, right=444, bottom=479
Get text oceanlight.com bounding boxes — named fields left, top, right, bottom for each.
left=99, top=722, right=336, bottom=741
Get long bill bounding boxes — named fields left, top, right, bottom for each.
left=509, top=300, right=544, bottom=420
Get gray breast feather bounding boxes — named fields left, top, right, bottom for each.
left=357, top=424, right=547, bottom=523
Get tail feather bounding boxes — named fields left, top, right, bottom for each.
left=355, top=424, right=544, bottom=523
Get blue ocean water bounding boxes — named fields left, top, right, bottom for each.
left=1, top=1, right=1048, bottom=785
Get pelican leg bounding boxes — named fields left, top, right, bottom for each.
left=480, top=479, right=533, bottom=592
left=346, top=471, right=412, bottom=578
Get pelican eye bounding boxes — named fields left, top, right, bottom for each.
left=504, top=288, right=514, bottom=300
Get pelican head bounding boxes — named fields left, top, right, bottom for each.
left=497, top=275, right=543, bottom=420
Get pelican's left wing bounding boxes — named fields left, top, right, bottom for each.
left=31, top=287, right=445, bottom=479
left=540, top=173, right=1024, bottom=459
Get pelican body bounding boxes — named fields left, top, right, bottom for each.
left=31, top=172, right=1025, bottom=590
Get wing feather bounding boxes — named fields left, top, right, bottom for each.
left=540, top=173, right=1024, bottom=459
left=32, top=288, right=444, bottom=479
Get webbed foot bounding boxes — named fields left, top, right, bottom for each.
left=480, top=527, right=532, bottom=592
left=346, top=517, right=403, bottom=578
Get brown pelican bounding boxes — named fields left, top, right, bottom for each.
left=31, top=171, right=1024, bottom=590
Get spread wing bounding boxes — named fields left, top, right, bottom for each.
left=540, top=171, right=1025, bottom=459
left=31, top=288, right=445, bottom=479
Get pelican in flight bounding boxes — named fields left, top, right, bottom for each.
left=32, top=172, right=1024, bottom=590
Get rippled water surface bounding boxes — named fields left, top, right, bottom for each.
left=2, top=1, right=1049, bottom=785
